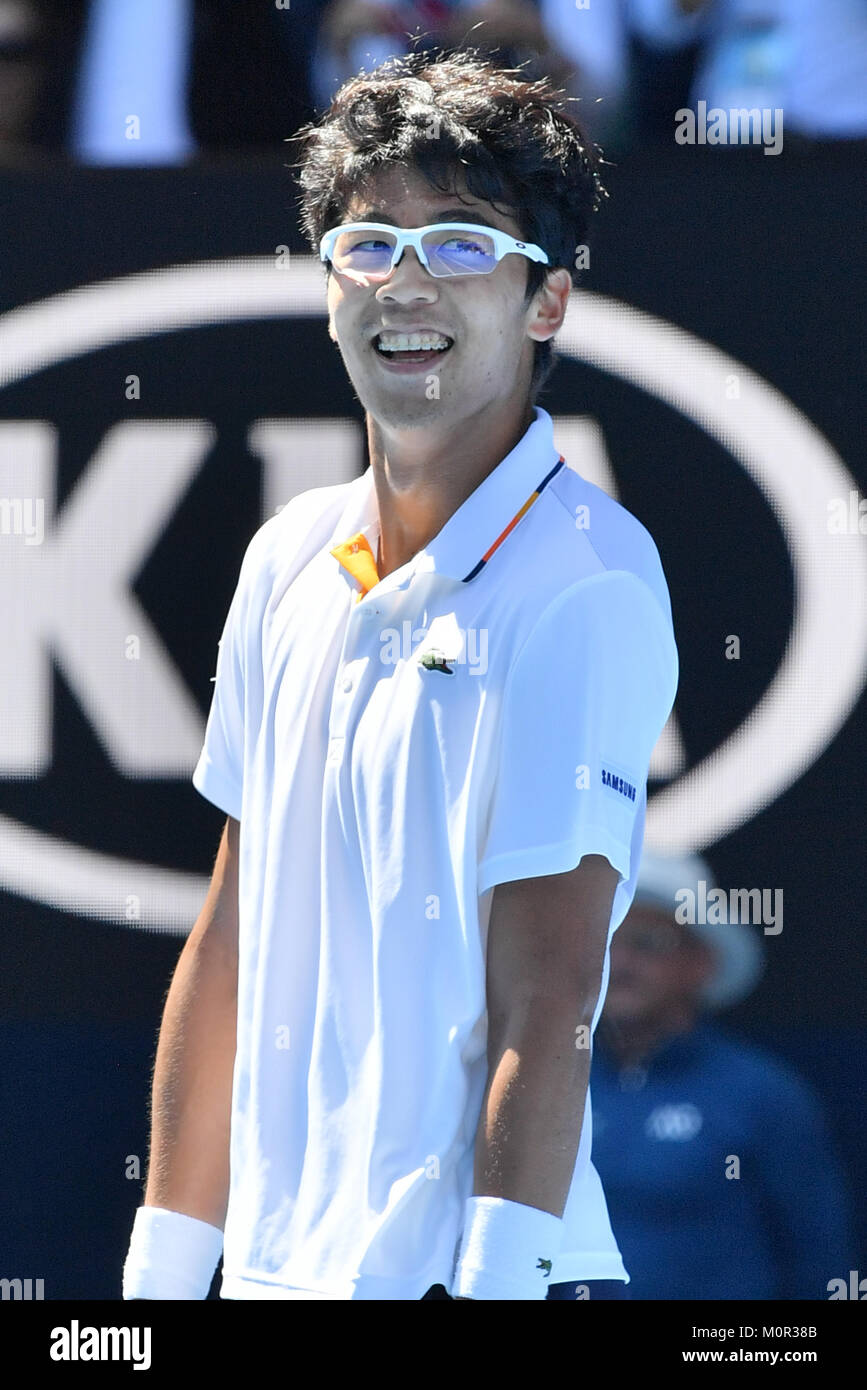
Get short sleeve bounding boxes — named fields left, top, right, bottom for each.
left=478, top=571, right=678, bottom=896
left=192, top=536, right=263, bottom=821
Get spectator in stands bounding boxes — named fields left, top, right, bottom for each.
left=70, top=0, right=324, bottom=163
left=576, top=850, right=857, bottom=1300
left=538, top=0, right=711, bottom=145
left=1, top=0, right=322, bottom=164
left=0, top=0, right=86, bottom=161
left=311, top=0, right=571, bottom=114
left=628, top=0, right=867, bottom=139
left=539, top=0, right=867, bottom=148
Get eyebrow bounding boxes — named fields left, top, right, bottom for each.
left=350, top=207, right=502, bottom=231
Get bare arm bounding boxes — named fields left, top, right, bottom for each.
left=473, top=853, right=619, bottom=1214
left=142, top=815, right=240, bottom=1230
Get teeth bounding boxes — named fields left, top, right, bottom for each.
left=376, top=332, right=451, bottom=352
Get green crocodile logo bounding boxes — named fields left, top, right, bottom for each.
left=419, top=649, right=455, bottom=675
left=537, top=1258, right=552, bottom=1278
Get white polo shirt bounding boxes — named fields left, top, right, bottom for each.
left=192, top=405, right=679, bottom=1299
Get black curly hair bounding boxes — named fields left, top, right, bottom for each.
left=289, top=46, right=607, bottom=403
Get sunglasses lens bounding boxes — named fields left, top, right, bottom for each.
left=331, top=229, right=397, bottom=278
left=329, top=226, right=501, bottom=278
left=423, top=228, right=497, bottom=276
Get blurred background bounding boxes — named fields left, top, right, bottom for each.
left=0, top=0, right=865, bottom=1300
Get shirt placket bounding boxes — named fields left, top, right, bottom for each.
left=327, top=533, right=385, bottom=768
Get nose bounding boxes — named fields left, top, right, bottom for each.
left=376, top=245, right=438, bottom=303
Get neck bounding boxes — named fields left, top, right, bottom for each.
left=367, top=396, right=536, bottom=578
left=597, top=1008, right=697, bottom=1068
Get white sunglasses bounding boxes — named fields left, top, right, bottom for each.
left=319, top=221, right=550, bottom=280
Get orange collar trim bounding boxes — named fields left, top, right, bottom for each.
left=329, top=532, right=380, bottom=601
left=330, top=454, right=565, bottom=600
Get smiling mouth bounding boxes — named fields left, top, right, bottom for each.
left=372, top=331, right=454, bottom=363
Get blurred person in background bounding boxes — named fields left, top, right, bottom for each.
left=627, top=0, right=867, bottom=140
left=571, top=850, right=857, bottom=1300
left=71, top=0, right=322, bottom=163
left=0, top=0, right=46, bottom=159
left=71, top=0, right=198, bottom=163
left=539, top=0, right=708, bottom=148
left=312, top=0, right=576, bottom=115
left=0, top=0, right=86, bottom=162
left=3, top=0, right=321, bottom=165
left=539, top=0, right=867, bottom=151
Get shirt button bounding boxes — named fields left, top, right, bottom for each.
left=342, top=676, right=353, bottom=692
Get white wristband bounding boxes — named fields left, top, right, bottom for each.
left=451, top=1196, right=565, bottom=1300
left=122, top=1206, right=224, bottom=1300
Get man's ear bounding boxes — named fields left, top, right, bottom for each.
left=526, top=268, right=573, bottom=344
left=325, top=272, right=339, bottom=343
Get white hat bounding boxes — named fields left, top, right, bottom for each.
left=630, top=850, right=766, bottom=1010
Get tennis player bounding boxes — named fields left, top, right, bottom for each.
left=123, top=47, right=679, bottom=1301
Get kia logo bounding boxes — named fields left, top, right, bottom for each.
left=1, top=259, right=865, bottom=927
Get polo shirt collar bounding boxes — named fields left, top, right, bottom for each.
left=329, top=406, right=563, bottom=597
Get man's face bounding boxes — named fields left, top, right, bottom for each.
left=603, top=903, right=716, bottom=1026
left=324, top=163, right=560, bottom=429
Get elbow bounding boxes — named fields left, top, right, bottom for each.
left=489, top=976, right=604, bottom=1037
